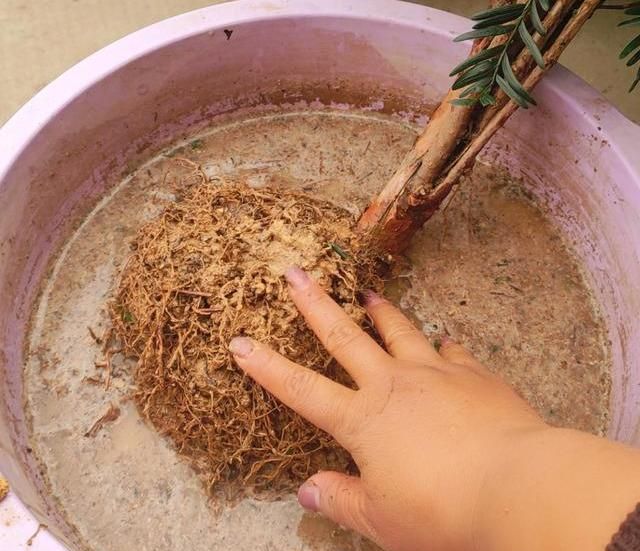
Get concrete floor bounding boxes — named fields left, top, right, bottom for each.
left=0, top=0, right=638, bottom=125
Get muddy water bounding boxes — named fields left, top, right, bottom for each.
left=24, top=108, right=610, bottom=551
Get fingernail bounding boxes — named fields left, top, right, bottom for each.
left=229, top=337, right=254, bottom=358
left=360, top=289, right=385, bottom=307
left=298, top=480, right=321, bottom=512
left=285, top=266, right=310, bottom=289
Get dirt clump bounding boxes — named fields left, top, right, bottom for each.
left=109, top=181, right=383, bottom=499
left=0, top=476, right=9, bottom=502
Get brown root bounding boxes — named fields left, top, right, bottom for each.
left=84, top=404, right=121, bottom=438
left=109, top=181, right=385, bottom=499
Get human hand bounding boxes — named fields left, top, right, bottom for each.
left=228, top=266, right=547, bottom=550
left=229, top=267, right=640, bottom=551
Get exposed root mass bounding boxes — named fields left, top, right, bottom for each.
left=110, top=182, right=384, bottom=498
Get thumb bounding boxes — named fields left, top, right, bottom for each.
left=298, top=471, right=379, bottom=543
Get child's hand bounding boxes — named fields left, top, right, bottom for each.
left=230, top=267, right=640, bottom=551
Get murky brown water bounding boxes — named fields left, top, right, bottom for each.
left=24, top=107, right=610, bottom=551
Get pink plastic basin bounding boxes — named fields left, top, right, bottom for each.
left=1, top=1, right=639, bottom=548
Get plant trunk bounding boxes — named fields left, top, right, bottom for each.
left=358, top=0, right=600, bottom=253
left=357, top=0, right=518, bottom=237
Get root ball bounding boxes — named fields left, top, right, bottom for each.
left=110, top=182, right=383, bottom=498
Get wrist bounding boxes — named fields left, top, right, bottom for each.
left=473, top=427, right=640, bottom=551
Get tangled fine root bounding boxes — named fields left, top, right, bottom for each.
left=109, top=181, right=384, bottom=499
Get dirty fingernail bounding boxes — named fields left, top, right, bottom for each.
left=298, top=480, right=321, bottom=512
left=360, top=289, right=385, bottom=307
left=229, top=337, right=254, bottom=358
left=285, top=266, right=310, bottom=289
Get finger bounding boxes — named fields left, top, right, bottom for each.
left=439, top=336, right=486, bottom=371
left=298, top=472, right=380, bottom=545
left=230, top=337, right=354, bottom=440
left=285, top=267, right=389, bottom=386
left=362, top=290, right=444, bottom=365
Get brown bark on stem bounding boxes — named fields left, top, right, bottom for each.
left=358, top=0, right=600, bottom=253
left=357, top=28, right=515, bottom=232
left=356, top=88, right=476, bottom=232
left=428, top=0, right=601, bottom=208
left=477, top=0, right=577, bottom=131
left=357, top=1, right=523, bottom=235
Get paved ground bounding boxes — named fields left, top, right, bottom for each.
left=1, top=0, right=638, bottom=124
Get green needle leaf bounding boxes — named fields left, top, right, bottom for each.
left=460, top=58, right=496, bottom=75
left=449, top=0, right=562, bottom=102
left=618, top=16, right=640, bottom=28
left=530, top=1, right=547, bottom=35
left=449, top=46, right=503, bottom=76
left=620, top=33, right=640, bottom=59
left=479, top=92, right=497, bottom=106
left=459, top=79, right=492, bottom=98
left=627, top=48, right=640, bottom=66
left=453, top=67, right=496, bottom=90
left=329, top=243, right=351, bottom=260
left=519, top=21, right=545, bottom=68
left=471, top=4, right=525, bottom=21
left=497, top=74, right=530, bottom=108
left=501, top=54, right=537, bottom=105
left=454, top=25, right=515, bottom=42
left=613, top=6, right=640, bottom=93
left=451, top=98, right=478, bottom=107
left=473, top=14, right=524, bottom=29
left=630, top=67, right=640, bottom=92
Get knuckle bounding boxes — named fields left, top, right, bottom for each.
left=333, top=386, right=390, bottom=444
left=283, top=367, right=317, bottom=402
left=324, top=394, right=360, bottom=444
left=330, top=402, right=360, bottom=442
left=324, top=318, right=361, bottom=356
left=383, top=320, right=419, bottom=349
